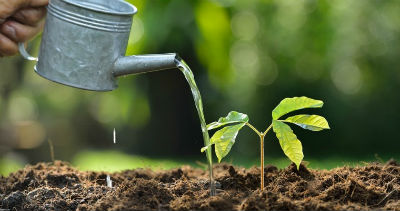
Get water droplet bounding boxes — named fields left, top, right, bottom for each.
left=106, top=175, right=113, bottom=188
left=113, top=128, right=116, bottom=144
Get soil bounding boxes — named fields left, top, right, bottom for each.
left=1, top=160, right=400, bottom=211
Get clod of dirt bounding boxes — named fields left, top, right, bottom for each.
left=1, top=160, right=400, bottom=210
left=2, top=191, right=26, bottom=209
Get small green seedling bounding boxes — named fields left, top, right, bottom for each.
left=201, top=96, right=330, bottom=190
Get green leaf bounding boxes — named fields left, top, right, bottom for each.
left=272, top=97, right=323, bottom=120
left=272, top=120, right=304, bottom=170
left=207, top=111, right=249, bottom=130
left=284, top=115, right=330, bottom=131
left=209, top=123, right=246, bottom=162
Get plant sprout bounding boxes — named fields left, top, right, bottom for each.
left=201, top=96, right=330, bottom=190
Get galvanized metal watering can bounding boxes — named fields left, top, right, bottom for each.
left=19, top=0, right=178, bottom=91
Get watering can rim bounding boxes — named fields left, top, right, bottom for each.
left=60, top=0, right=138, bottom=16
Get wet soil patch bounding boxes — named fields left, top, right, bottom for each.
left=1, top=160, right=400, bottom=210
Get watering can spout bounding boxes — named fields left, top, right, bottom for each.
left=113, top=53, right=179, bottom=77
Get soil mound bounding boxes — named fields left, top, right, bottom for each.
left=1, top=160, right=400, bottom=210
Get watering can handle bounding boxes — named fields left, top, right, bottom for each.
left=18, top=42, right=38, bottom=61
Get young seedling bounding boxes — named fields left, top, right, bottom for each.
left=201, top=96, right=330, bottom=190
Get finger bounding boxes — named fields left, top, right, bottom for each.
left=0, top=33, right=18, bottom=56
left=28, top=0, right=49, bottom=7
left=12, top=7, right=46, bottom=26
left=0, top=0, right=48, bottom=19
left=0, top=20, right=44, bottom=42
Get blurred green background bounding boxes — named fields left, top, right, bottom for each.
left=1, top=0, right=400, bottom=175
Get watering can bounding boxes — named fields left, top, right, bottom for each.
left=19, top=0, right=179, bottom=91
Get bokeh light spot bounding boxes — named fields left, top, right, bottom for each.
left=231, top=11, right=259, bottom=41
left=230, top=41, right=259, bottom=79
left=8, top=95, right=37, bottom=122
left=129, top=17, right=144, bottom=45
left=14, top=121, right=46, bottom=149
left=331, top=63, right=362, bottom=95
left=257, top=57, right=278, bottom=86
left=96, top=94, right=121, bottom=124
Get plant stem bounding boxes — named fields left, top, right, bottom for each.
left=246, top=122, right=262, bottom=136
left=209, top=161, right=216, bottom=196
left=260, top=134, right=265, bottom=191
left=246, top=122, right=273, bottom=191
left=263, top=124, right=273, bottom=136
left=260, top=124, right=272, bottom=191
left=47, top=139, right=55, bottom=163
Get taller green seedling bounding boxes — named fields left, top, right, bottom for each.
left=202, top=96, right=330, bottom=190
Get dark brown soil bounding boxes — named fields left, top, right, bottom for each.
left=1, top=160, right=400, bottom=210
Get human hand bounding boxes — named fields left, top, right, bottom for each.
left=0, top=0, right=48, bottom=57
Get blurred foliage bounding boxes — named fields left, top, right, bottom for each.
left=72, top=150, right=188, bottom=172
left=1, top=0, right=400, bottom=172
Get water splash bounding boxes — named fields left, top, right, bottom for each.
left=106, top=175, right=113, bottom=188
left=175, top=59, right=216, bottom=196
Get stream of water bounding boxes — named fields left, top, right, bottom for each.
left=175, top=59, right=216, bottom=196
